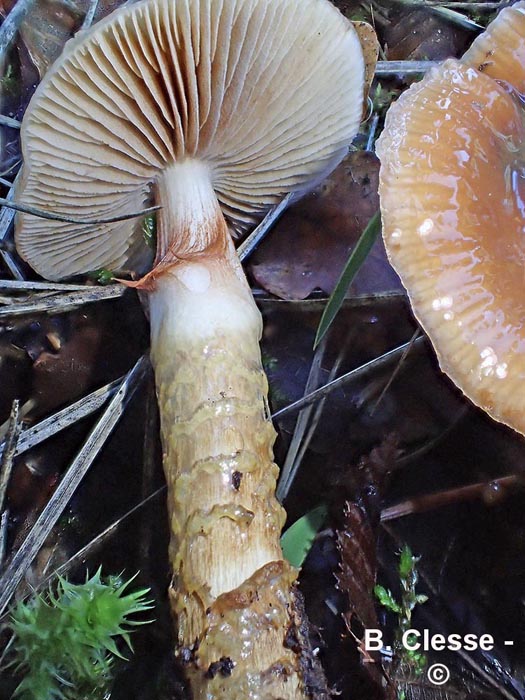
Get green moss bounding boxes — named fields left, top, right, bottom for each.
left=87, top=268, right=116, bottom=285
left=6, top=569, right=153, bottom=700
left=1, top=64, right=18, bottom=96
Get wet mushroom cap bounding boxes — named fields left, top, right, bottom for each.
left=462, top=1, right=525, bottom=90
left=377, top=59, right=525, bottom=435
left=15, top=0, right=364, bottom=281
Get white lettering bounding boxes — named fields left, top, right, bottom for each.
left=402, top=629, right=421, bottom=650
left=463, top=634, right=478, bottom=651
left=432, top=633, right=445, bottom=651
left=447, top=634, right=462, bottom=650
left=364, top=629, right=383, bottom=651
left=399, top=630, right=496, bottom=652
left=479, top=634, right=494, bottom=650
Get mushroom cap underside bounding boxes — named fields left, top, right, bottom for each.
left=377, top=59, right=525, bottom=435
left=15, top=0, right=365, bottom=280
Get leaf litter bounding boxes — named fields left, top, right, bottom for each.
left=249, top=151, right=401, bottom=300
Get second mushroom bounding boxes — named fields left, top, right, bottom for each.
left=14, top=0, right=366, bottom=697
left=377, top=1, right=525, bottom=436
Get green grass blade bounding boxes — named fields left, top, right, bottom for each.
left=281, top=504, right=328, bottom=568
left=314, top=210, right=381, bottom=349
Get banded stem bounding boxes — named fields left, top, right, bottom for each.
left=147, top=163, right=310, bottom=698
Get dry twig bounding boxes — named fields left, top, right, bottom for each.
left=273, top=336, right=427, bottom=420
left=0, top=356, right=149, bottom=616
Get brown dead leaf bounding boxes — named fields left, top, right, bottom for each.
left=383, top=8, right=470, bottom=61
left=334, top=437, right=401, bottom=699
left=249, top=151, right=401, bottom=300
left=336, top=502, right=378, bottom=632
left=352, top=21, right=379, bottom=118
left=14, top=0, right=127, bottom=79
left=0, top=0, right=14, bottom=16
left=29, top=295, right=147, bottom=417
left=17, top=0, right=84, bottom=77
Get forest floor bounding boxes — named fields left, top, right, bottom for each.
left=0, top=1, right=524, bottom=699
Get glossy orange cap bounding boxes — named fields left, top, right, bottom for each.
left=377, top=55, right=525, bottom=434
left=462, top=1, right=525, bottom=89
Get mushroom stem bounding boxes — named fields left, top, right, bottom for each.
left=155, top=161, right=226, bottom=264
left=148, top=172, right=308, bottom=697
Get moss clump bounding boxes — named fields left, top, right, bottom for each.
left=7, top=569, right=153, bottom=700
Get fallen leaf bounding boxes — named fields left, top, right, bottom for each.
left=19, top=0, right=83, bottom=76
left=334, top=437, right=401, bottom=699
left=29, top=294, right=147, bottom=417
left=12, top=0, right=130, bottom=84
left=352, top=21, right=379, bottom=118
left=249, top=151, right=401, bottom=300
left=336, top=502, right=378, bottom=632
left=383, top=7, right=471, bottom=61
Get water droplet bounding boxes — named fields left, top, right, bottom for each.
left=418, top=218, right=434, bottom=237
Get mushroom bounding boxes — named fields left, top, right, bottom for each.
left=14, top=0, right=366, bottom=696
left=462, top=0, right=525, bottom=88
left=377, top=4, right=525, bottom=435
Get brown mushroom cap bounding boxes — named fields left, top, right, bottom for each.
left=377, top=59, right=525, bottom=434
left=15, top=0, right=364, bottom=281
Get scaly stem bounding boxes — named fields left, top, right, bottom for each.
left=147, top=162, right=311, bottom=699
